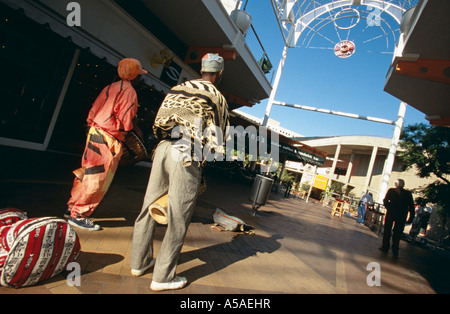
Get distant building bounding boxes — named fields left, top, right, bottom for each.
left=236, top=111, right=438, bottom=204
left=296, top=135, right=438, bottom=203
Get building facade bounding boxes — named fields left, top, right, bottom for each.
left=0, top=0, right=272, bottom=155
left=295, top=135, right=439, bottom=204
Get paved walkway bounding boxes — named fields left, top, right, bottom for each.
left=0, top=146, right=449, bottom=294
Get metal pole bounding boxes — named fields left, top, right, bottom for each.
left=377, top=101, right=407, bottom=204
left=250, top=179, right=262, bottom=216
left=273, top=101, right=396, bottom=125
left=44, top=48, right=81, bottom=149
left=262, top=44, right=290, bottom=126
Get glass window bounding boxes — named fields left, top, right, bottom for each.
left=49, top=51, right=167, bottom=155
left=0, top=3, right=75, bottom=144
left=48, top=51, right=117, bottom=153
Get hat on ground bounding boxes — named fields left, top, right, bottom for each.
left=201, top=53, right=224, bottom=73
left=118, top=58, right=148, bottom=81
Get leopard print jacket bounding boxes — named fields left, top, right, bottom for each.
left=153, top=79, right=229, bottom=166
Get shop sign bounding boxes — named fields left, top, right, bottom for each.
left=313, top=175, right=328, bottom=190
left=334, top=40, right=355, bottom=58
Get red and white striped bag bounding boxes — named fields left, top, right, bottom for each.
left=0, top=208, right=27, bottom=272
left=0, top=216, right=81, bottom=288
left=0, top=248, right=7, bottom=271
left=0, top=208, right=28, bottom=227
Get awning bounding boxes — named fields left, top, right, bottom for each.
left=2, top=0, right=169, bottom=93
left=275, top=135, right=327, bottom=166
left=4, top=0, right=273, bottom=110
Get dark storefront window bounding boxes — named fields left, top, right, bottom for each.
left=0, top=2, right=166, bottom=155
left=48, top=51, right=118, bottom=154
left=49, top=51, right=166, bottom=155
left=134, top=81, right=166, bottom=152
left=0, top=3, right=75, bottom=144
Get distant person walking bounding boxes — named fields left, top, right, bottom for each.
left=357, top=191, right=374, bottom=224
left=284, top=181, right=292, bottom=198
left=380, top=179, right=415, bottom=256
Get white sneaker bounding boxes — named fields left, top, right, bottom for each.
left=150, top=276, right=187, bottom=291
left=131, top=259, right=156, bottom=277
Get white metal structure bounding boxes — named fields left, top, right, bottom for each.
left=272, top=0, right=415, bottom=48
left=264, top=0, right=419, bottom=202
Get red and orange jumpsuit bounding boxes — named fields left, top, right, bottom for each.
left=68, top=80, right=138, bottom=218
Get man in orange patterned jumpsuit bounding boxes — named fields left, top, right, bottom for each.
left=66, top=58, right=147, bottom=231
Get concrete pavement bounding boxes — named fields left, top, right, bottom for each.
left=0, top=146, right=449, bottom=294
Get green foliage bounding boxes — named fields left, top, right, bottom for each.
left=399, top=123, right=450, bottom=217
left=274, top=169, right=295, bottom=184
left=330, top=181, right=344, bottom=194
left=300, top=184, right=311, bottom=192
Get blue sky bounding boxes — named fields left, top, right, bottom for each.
left=235, top=1, right=428, bottom=139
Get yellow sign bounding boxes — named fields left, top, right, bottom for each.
left=313, top=175, right=328, bottom=190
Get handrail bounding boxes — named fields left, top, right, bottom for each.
left=245, top=24, right=274, bottom=81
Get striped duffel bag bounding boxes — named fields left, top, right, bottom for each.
left=0, top=208, right=28, bottom=274
left=0, top=208, right=28, bottom=227
left=0, top=216, right=81, bottom=288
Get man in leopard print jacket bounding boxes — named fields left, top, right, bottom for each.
left=131, top=53, right=229, bottom=291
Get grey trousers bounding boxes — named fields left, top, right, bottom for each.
left=130, top=140, right=201, bottom=283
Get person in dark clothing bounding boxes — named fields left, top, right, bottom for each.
left=284, top=181, right=292, bottom=198
left=380, top=179, right=415, bottom=256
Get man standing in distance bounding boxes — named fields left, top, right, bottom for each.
left=130, top=53, right=229, bottom=291
left=380, top=179, right=415, bottom=256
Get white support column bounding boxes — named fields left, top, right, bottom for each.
left=344, top=152, right=355, bottom=187
left=345, top=152, right=355, bottom=183
left=331, top=143, right=341, bottom=178
left=364, top=145, right=378, bottom=191
left=377, top=102, right=407, bottom=203
left=262, top=43, right=290, bottom=126
left=322, top=143, right=341, bottom=206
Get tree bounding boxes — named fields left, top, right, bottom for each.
left=274, top=168, right=294, bottom=184
left=399, top=123, right=450, bottom=217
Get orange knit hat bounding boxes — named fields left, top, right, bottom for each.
left=118, top=58, right=148, bottom=81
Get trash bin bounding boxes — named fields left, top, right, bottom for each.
left=249, top=175, right=274, bottom=215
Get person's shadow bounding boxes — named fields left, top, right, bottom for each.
left=178, top=233, right=283, bottom=283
